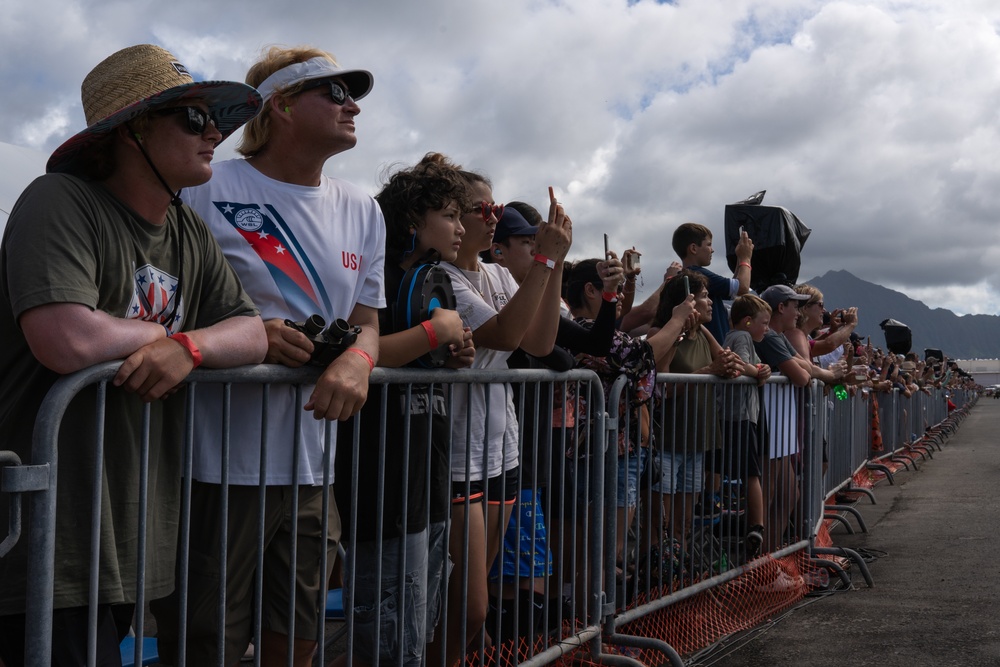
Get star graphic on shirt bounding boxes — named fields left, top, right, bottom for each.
left=275, top=243, right=286, bottom=255
left=257, top=230, right=269, bottom=240
left=222, top=204, right=234, bottom=214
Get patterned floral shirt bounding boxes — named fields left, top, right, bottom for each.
left=572, top=318, right=657, bottom=455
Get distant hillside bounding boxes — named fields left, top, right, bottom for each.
left=806, top=270, right=1000, bottom=360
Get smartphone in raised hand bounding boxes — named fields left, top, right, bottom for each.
left=623, top=248, right=640, bottom=273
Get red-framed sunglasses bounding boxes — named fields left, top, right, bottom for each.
left=471, top=201, right=504, bottom=222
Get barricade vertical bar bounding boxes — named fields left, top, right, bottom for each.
left=252, top=384, right=270, bottom=667
left=132, top=403, right=152, bottom=667
left=216, top=384, right=231, bottom=666
left=344, top=402, right=361, bottom=667
left=396, top=383, right=412, bottom=667
left=86, top=382, right=107, bottom=667
left=314, top=416, right=332, bottom=667
left=286, top=385, right=303, bottom=667
left=177, top=383, right=198, bottom=667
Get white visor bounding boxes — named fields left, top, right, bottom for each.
left=255, top=56, right=373, bottom=103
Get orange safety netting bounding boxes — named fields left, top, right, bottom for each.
left=461, top=553, right=831, bottom=667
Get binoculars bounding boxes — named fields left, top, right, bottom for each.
left=285, top=315, right=362, bottom=367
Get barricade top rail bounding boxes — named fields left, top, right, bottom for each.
left=30, top=361, right=603, bottom=462
left=654, top=372, right=795, bottom=385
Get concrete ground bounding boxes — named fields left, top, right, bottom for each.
left=691, top=397, right=1000, bottom=667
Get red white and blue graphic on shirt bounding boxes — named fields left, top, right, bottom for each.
left=127, top=263, right=183, bottom=333
left=212, top=201, right=332, bottom=315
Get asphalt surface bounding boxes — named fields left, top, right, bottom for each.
left=693, top=397, right=1000, bottom=667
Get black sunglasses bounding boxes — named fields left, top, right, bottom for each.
left=154, top=106, right=216, bottom=135
left=299, top=78, right=353, bottom=105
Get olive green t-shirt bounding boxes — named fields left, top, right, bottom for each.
left=0, top=173, right=258, bottom=613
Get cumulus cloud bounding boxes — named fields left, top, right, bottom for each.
left=2, top=0, right=1000, bottom=317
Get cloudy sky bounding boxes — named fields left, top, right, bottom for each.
left=3, top=0, right=1000, bottom=315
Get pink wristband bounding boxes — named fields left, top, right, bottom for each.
left=420, top=320, right=439, bottom=349
left=169, top=332, right=203, bottom=369
left=347, top=347, right=375, bottom=372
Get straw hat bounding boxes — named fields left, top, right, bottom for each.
left=47, top=44, right=261, bottom=174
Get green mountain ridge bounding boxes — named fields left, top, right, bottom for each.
left=806, top=270, right=1000, bottom=360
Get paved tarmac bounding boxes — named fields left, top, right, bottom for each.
left=694, top=397, right=1000, bottom=667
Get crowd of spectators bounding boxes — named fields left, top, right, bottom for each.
left=0, top=40, right=980, bottom=667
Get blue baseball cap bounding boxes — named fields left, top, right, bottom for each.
left=494, top=207, right=538, bottom=244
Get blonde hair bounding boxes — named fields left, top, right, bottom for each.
left=237, top=46, right=338, bottom=157
left=794, top=284, right=823, bottom=328
left=729, top=294, right=771, bottom=328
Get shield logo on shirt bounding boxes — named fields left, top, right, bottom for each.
left=127, top=263, right=183, bottom=331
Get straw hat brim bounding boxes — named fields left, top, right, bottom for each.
left=47, top=80, right=261, bottom=174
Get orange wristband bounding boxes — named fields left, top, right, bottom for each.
left=420, top=320, right=439, bottom=349
left=169, top=332, right=202, bottom=369
left=347, top=347, right=374, bottom=372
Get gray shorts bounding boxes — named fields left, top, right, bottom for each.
left=346, top=521, right=448, bottom=666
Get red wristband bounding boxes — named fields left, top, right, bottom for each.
left=738, top=262, right=752, bottom=269
left=347, top=347, right=375, bottom=372
left=534, top=254, right=556, bottom=270
left=602, top=291, right=619, bottom=303
left=420, top=320, right=439, bottom=349
left=169, top=332, right=202, bottom=369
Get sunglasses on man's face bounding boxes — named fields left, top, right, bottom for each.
left=470, top=201, right=504, bottom=222
left=154, top=106, right=217, bottom=135
left=299, top=78, right=353, bottom=105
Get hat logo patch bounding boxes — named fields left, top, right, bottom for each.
left=171, top=61, right=190, bottom=77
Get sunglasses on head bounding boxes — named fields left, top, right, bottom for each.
left=299, top=78, right=353, bottom=105
left=471, top=201, right=504, bottom=222
left=153, top=106, right=216, bottom=135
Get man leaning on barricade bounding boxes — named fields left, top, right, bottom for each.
left=0, top=45, right=267, bottom=666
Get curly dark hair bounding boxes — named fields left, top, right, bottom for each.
left=376, top=152, right=473, bottom=263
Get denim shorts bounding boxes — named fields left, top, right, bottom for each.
left=650, top=450, right=704, bottom=495
left=424, top=520, right=448, bottom=642
left=617, top=447, right=648, bottom=508
left=346, top=528, right=435, bottom=667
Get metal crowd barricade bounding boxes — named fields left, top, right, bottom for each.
left=2, top=362, right=611, bottom=667
left=591, top=373, right=824, bottom=665
left=0, top=358, right=980, bottom=667
left=820, top=389, right=877, bottom=533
